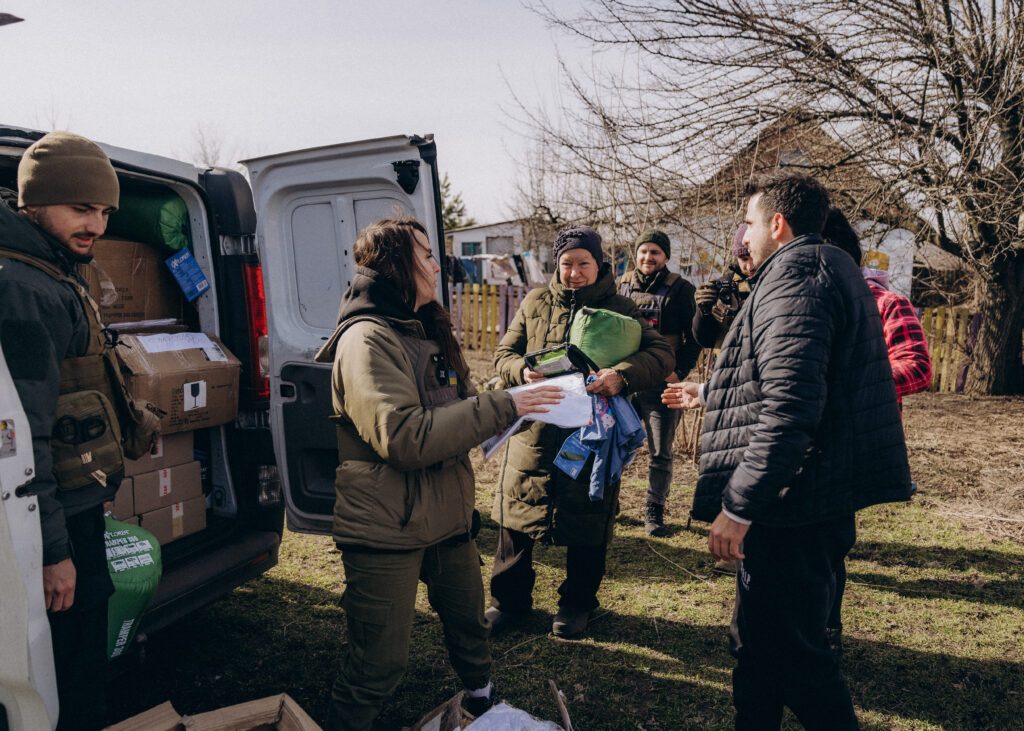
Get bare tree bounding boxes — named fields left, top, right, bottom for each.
left=523, top=0, right=1024, bottom=394
left=185, top=123, right=244, bottom=172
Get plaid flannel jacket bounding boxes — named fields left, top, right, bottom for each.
left=869, top=282, right=933, bottom=405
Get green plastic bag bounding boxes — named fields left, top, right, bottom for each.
left=104, top=516, right=162, bottom=659
left=569, top=307, right=642, bottom=369
left=105, top=189, right=191, bottom=251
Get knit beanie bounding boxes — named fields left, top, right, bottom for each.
left=634, top=228, right=671, bottom=258
left=731, top=224, right=749, bottom=257
left=18, top=131, right=119, bottom=210
left=553, top=225, right=603, bottom=265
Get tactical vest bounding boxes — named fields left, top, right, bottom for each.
left=0, top=248, right=159, bottom=490
left=325, top=315, right=461, bottom=467
left=619, top=272, right=682, bottom=353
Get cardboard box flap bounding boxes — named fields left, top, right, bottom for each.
left=182, top=694, right=321, bottom=730
left=104, top=701, right=183, bottom=731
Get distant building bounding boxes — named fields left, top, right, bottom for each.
left=447, top=220, right=552, bottom=286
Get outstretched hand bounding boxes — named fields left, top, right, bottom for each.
left=512, top=384, right=564, bottom=416
left=662, top=381, right=701, bottom=409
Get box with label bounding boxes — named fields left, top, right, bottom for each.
left=117, top=333, right=241, bottom=434
left=123, top=431, right=194, bottom=477
left=132, top=461, right=203, bottom=515
left=137, top=495, right=206, bottom=545
left=79, top=237, right=185, bottom=325
left=110, top=478, right=135, bottom=519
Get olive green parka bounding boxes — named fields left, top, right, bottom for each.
left=317, top=267, right=519, bottom=550
left=492, top=265, right=674, bottom=546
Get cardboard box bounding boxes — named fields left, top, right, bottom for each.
left=138, top=495, right=206, bottom=545
left=105, top=695, right=321, bottom=731
left=81, top=237, right=185, bottom=325
left=184, top=694, right=322, bottom=730
left=132, top=461, right=203, bottom=514
left=110, top=478, right=134, bottom=520
left=117, top=333, right=241, bottom=434
left=105, top=701, right=183, bottom=731
left=123, top=431, right=194, bottom=477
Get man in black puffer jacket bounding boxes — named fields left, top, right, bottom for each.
left=663, top=172, right=910, bottom=730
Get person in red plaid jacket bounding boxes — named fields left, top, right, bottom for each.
left=861, top=267, right=933, bottom=408
left=823, top=207, right=933, bottom=656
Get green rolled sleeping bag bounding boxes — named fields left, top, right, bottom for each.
left=104, top=188, right=192, bottom=251
left=104, top=516, right=162, bottom=659
left=569, top=306, right=642, bottom=368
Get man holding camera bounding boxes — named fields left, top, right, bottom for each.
left=692, top=225, right=755, bottom=349
left=618, top=229, right=701, bottom=536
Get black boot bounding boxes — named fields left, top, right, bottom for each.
left=645, top=501, right=668, bottom=537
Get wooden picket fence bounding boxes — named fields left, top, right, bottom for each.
left=919, top=306, right=978, bottom=393
left=451, top=283, right=531, bottom=350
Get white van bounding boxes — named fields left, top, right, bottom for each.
left=0, top=125, right=446, bottom=726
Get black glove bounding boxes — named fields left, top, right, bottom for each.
left=695, top=283, right=718, bottom=314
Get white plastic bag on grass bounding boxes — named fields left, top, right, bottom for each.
left=468, top=701, right=565, bottom=730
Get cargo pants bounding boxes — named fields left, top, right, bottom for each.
left=327, top=537, right=491, bottom=731
left=635, top=387, right=681, bottom=506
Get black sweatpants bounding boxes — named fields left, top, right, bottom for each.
left=729, top=516, right=859, bottom=730
left=48, top=505, right=113, bottom=731
left=489, top=527, right=607, bottom=613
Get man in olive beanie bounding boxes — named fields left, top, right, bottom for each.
left=618, top=228, right=700, bottom=536
left=1, top=130, right=120, bottom=730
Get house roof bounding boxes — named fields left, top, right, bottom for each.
left=446, top=219, right=522, bottom=234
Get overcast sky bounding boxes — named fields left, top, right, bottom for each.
left=1, top=1, right=590, bottom=223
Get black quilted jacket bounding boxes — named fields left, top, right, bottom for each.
left=691, top=234, right=911, bottom=525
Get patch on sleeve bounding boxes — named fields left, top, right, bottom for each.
left=1, top=320, right=50, bottom=381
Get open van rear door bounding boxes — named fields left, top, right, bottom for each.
left=243, top=135, right=446, bottom=534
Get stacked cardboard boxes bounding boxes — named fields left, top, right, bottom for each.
left=110, top=433, right=206, bottom=545
left=89, top=238, right=242, bottom=546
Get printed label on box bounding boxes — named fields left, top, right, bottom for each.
left=158, top=468, right=171, bottom=497
left=183, top=380, right=207, bottom=411
left=150, top=434, right=164, bottom=459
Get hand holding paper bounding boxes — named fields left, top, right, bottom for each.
left=511, top=384, right=564, bottom=416
left=481, top=373, right=593, bottom=459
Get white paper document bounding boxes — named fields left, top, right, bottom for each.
left=480, top=373, right=593, bottom=460
left=135, top=332, right=229, bottom=362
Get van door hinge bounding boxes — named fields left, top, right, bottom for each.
left=220, top=234, right=257, bottom=256
left=392, top=160, right=419, bottom=195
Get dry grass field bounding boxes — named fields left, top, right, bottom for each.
left=104, top=350, right=1024, bottom=730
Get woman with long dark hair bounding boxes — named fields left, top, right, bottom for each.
left=315, top=218, right=562, bottom=729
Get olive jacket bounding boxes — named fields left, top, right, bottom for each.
left=316, top=266, right=519, bottom=550
left=492, top=265, right=674, bottom=546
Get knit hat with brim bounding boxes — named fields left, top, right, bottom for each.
left=553, top=225, right=603, bottom=265
left=18, top=131, right=119, bottom=210
left=634, top=228, right=671, bottom=258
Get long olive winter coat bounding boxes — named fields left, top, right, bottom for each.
left=492, top=265, right=674, bottom=546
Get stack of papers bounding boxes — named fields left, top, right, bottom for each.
left=480, top=373, right=593, bottom=460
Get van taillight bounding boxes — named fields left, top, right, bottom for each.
left=242, top=262, right=270, bottom=400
